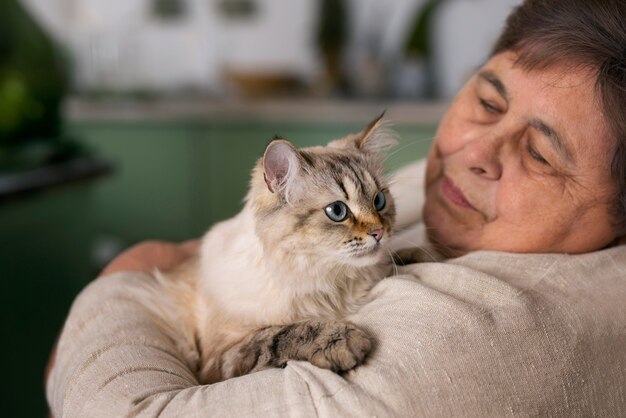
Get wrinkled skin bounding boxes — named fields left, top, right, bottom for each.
left=423, top=52, right=618, bottom=255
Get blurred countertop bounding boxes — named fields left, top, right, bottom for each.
left=0, top=156, right=112, bottom=199
left=64, top=97, right=449, bottom=126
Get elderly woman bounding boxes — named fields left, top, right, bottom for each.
left=47, top=0, right=626, bottom=416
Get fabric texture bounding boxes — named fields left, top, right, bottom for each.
left=47, top=160, right=626, bottom=417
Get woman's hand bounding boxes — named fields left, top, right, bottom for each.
left=99, top=240, right=200, bottom=277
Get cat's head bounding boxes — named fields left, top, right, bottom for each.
left=250, top=114, right=397, bottom=268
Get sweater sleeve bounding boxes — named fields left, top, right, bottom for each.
left=47, top=246, right=626, bottom=417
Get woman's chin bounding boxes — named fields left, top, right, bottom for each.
left=423, top=217, right=469, bottom=257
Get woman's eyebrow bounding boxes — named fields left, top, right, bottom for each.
left=528, top=118, right=574, bottom=163
left=477, top=70, right=509, bottom=102
left=477, top=70, right=574, bottom=164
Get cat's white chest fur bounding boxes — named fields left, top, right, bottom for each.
left=199, top=204, right=387, bottom=326
left=199, top=207, right=291, bottom=324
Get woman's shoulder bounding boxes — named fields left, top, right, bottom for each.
left=366, top=245, right=626, bottom=334
left=347, top=246, right=626, bottom=415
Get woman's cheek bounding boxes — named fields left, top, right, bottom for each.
left=434, top=118, right=472, bottom=155
left=496, top=178, right=537, bottom=225
left=425, top=147, right=442, bottom=186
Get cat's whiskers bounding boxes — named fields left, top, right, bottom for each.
left=383, top=136, right=435, bottom=166
left=345, top=241, right=379, bottom=257
left=385, top=248, right=400, bottom=277
left=392, top=235, right=447, bottom=262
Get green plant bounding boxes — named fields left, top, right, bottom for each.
left=316, top=0, right=348, bottom=52
left=0, top=0, right=86, bottom=171
left=152, top=0, right=187, bottom=20
left=404, top=0, right=440, bottom=58
left=0, top=0, right=67, bottom=146
left=217, top=0, right=258, bottom=19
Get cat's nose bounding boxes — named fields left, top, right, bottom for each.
left=369, top=228, right=384, bottom=242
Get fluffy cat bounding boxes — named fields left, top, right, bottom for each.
left=158, top=115, right=399, bottom=384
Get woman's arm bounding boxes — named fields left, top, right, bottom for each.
left=47, top=245, right=626, bottom=417
left=44, top=240, right=200, bottom=386
left=45, top=271, right=387, bottom=417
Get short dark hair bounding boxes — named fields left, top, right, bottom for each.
left=492, top=0, right=626, bottom=234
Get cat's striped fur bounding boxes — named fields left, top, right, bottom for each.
left=157, top=115, right=398, bottom=384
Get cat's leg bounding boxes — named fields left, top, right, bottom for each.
left=221, top=320, right=373, bottom=379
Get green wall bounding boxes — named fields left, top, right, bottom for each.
left=72, top=120, right=436, bottom=241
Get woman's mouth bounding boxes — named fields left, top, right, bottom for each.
left=442, top=177, right=476, bottom=210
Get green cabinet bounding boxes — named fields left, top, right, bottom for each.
left=1, top=179, right=102, bottom=418
left=70, top=120, right=435, bottom=242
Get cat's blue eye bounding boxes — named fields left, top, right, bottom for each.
left=325, top=201, right=348, bottom=222
left=373, top=191, right=386, bottom=211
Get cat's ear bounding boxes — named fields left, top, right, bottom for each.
left=263, top=139, right=301, bottom=195
left=328, top=112, right=397, bottom=154
left=354, top=111, right=397, bottom=153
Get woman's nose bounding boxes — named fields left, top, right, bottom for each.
left=462, top=136, right=503, bottom=180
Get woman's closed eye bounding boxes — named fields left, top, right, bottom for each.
left=527, top=140, right=550, bottom=166
left=479, top=98, right=501, bottom=114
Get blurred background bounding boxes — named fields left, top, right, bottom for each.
left=0, top=0, right=521, bottom=415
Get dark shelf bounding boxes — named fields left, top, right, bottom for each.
left=0, top=156, right=112, bottom=200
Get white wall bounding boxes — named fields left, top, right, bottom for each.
left=220, top=0, right=318, bottom=76
left=20, top=0, right=318, bottom=93
left=431, top=0, right=523, bottom=98
left=20, top=0, right=523, bottom=98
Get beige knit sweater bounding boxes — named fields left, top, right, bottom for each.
left=47, top=161, right=626, bottom=417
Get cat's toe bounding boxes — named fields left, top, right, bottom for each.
left=222, top=341, right=268, bottom=379
left=346, top=326, right=373, bottom=360
left=311, top=323, right=373, bottom=373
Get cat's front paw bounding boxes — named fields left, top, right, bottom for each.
left=219, top=320, right=373, bottom=380
left=303, top=321, right=373, bottom=373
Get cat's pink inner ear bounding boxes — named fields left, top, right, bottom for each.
left=263, top=140, right=299, bottom=193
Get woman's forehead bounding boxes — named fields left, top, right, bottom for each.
left=481, top=52, right=614, bottom=169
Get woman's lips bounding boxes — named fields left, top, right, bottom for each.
left=442, top=177, right=476, bottom=210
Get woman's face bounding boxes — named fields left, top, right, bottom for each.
left=423, top=52, right=618, bottom=255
